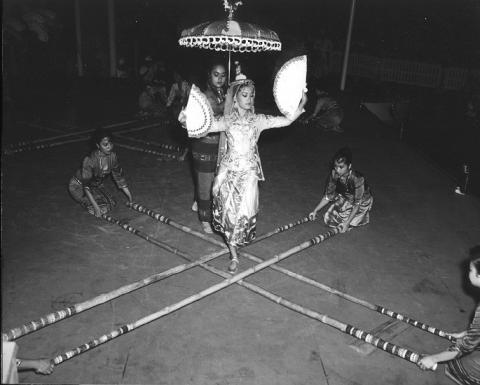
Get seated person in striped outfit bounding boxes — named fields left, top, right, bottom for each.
left=302, top=87, right=344, bottom=133
left=417, top=246, right=480, bottom=385
left=309, top=147, right=373, bottom=233
left=68, top=129, right=133, bottom=217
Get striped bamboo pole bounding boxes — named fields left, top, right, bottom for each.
left=2, top=207, right=306, bottom=341
left=27, top=122, right=69, bottom=134
left=114, top=142, right=184, bottom=161
left=115, top=134, right=184, bottom=153
left=101, top=214, right=187, bottom=254
left=5, top=122, right=162, bottom=154
left=126, top=202, right=311, bottom=246
left=127, top=202, right=452, bottom=341
left=52, top=228, right=339, bottom=365
left=155, top=245, right=424, bottom=367
left=103, top=120, right=138, bottom=129
left=1, top=248, right=229, bottom=342
left=113, top=122, right=164, bottom=135
left=3, top=136, right=90, bottom=155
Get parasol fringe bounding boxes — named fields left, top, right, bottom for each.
left=1, top=248, right=228, bottom=342
left=52, top=227, right=339, bottom=365
left=127, top=202, right=452, bottom=341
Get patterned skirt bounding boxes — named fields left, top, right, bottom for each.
left=191, top=135, right=219, bottom=222
left=446, top=351, right=480, bottom=385
left=212, top=168, right=258, bottom=247
left=324, top=194, right=373, bottom=228
left=68, top=177, right=116, bottom=215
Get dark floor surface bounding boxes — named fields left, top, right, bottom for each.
left=2, top=80, right=480, bottom=384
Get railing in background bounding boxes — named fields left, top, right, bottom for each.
left=330, top=51, right=480, bottom=91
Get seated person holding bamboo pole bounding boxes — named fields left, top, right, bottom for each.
left=309, top=147, right=373, bottom=233
left=417, top=246, right=480, bottom=385
left=301, top=87, right=344, bottom=133
left=2, top=341, right=54, bottom=383
left=68, top=129, right=133, bottom=217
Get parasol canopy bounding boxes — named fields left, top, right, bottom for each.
left=178, top=19, right=281, bottom=53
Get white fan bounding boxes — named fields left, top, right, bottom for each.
left=184, top=84, right=214, bottom=138
left=273, top=55, right=307, bottom=119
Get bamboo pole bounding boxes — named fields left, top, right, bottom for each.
left=1, top=248, right=228, bottom=341
left=3, top=136, right=90, bottom=155
left=103, top=120, right=137, bottom=129
left=52, top=228, right=339, bottom=365
left=154, top=245, right=424, bottom=367
left=114, top=142, right=185, bottom=160
left=115, top=134, right=185, bottom=153
left=127, top=202, right=452, bottom=341
left=3, top=209, right=305, bottom=341
left=5, top=122, right=162, bottom=152
left=126, top=202, right=311, bottom=246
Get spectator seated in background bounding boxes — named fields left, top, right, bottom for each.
left=166, top=70, right=190, bottom=119
left=138, top=83, right=167, bottom=119
left=301, top=88, right=344, bottom=133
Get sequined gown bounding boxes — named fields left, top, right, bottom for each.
left=209, top=111, right=294, bottom=246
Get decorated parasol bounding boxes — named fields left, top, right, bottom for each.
left=178, top=0, right=281, bottom=81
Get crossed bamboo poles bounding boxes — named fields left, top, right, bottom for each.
left=3, top=204, right=449, bottom=369
left=48, top=211, right=429, bottom=366
left=3, top=120, right=187, bottom=160
left=2, top=211, right=309, bottom=342
left=127, top=202, right=454, bottom=342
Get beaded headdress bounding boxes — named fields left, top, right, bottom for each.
left=224, top=79, right=255, bottom=116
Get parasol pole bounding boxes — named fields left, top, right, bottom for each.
left=126, top=202, right=452, bottom=341
left=228, top=51, right=232, bottom=84
left=226, top=4, right=235, bottom=84
left=340, top=0, right=356, bottom=91
left=52, top=227, right=340, bottom=365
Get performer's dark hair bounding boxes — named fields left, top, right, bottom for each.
left=91, top=128, right=113, bottom=147
left=333, top=147, right=352, bottom=165
left=470, top=245, right=480, bottom=272
left=207, top=61, right=226, bottom=75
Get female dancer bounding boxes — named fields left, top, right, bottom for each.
left=190, top=62, right=227, bottom=233
left=190, top=79, right=307, bottom=272
left=418, top=246, right=480, bottom=385
left=309, top=147, right=373, bottom=233
left=68, top=129, right=132, bottom=217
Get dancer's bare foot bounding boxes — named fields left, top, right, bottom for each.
left=201, top=221, right=213, bottom=234
left=228, top=256, right=239, bottom=273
